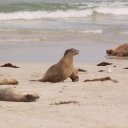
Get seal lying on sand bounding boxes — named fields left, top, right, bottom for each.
left=40, top=48, right=79, bottom=82
left=0, top=78, right=18, bottom=85
left=106, top=43, right=128, bottom=57
left=0, top=87, right=39, bottom=102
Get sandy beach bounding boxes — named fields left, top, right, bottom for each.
left=0, top=59, right=128, bottom=128
left=1, top=0, right=128, bottom=127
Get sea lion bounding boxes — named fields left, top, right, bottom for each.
left=106, top=43, right=128, bottom=57
left=40, top=48, right=79, bottom=82
left=0, top=78, right=18, bottom=85
left=0, top=87, right=39, bottom=102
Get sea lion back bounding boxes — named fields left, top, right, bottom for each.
left=40, top=63, right=64, bottom=82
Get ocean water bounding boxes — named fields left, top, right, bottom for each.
left=0, top=0, right=128, bottom=62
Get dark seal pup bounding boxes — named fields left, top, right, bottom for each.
left=106, top=43, right=128, bottom=57
left=0, top=87, right=39, bottom=102
left=40, top=48, right=79, bottom=82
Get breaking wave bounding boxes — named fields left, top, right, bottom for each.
left=95, top=7, right=128, bottom=15
left=0, top=10, right=93, bottom=20
left=0, top=1, right=128, bottom=20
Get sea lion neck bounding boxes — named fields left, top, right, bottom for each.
left=61, top=54, right=73, bottom=65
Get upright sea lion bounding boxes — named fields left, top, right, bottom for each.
left=106, top=43, right=128, bottom=57
left=0, top=87, right=39, bottom=102
left=40, top=48, right=79, bottom=82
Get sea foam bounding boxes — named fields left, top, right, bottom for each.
left=0, top=10, right=93, bottom=20
left=79, top=30, right=103, bottom=34
left=95, top=7, right=128, bottom=15
left=0, top=5, right=128, bottom=20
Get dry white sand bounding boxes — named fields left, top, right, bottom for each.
left=0, top=60, right=128, bottom=128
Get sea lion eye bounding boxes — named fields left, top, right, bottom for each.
left=71, top=49, right=75, bottom=52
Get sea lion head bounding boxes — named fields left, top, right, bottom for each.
left=106, top=49, right=115, bottom=56
left=24, top=93, right=39, bottom=102
left=64, top=48, right=79, bottom=57
left=9, top=79, right=19, bottom=85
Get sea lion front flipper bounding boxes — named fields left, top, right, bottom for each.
left=70, top=68, right=79, bottom=82
left=70, top=73, right=79, bottom=82
left=70, top=76, right=79, bottom=82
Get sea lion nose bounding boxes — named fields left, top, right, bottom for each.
left=106, top=49, right=112, bottom=54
